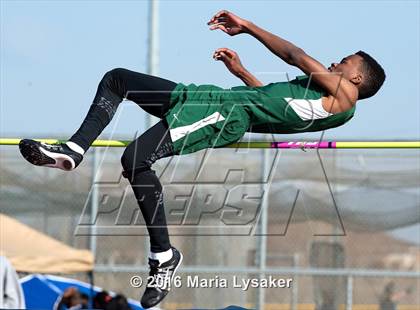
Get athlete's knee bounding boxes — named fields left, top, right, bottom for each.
left=96, top=68, right=130, bottom=102
left=102, top=68, right=126, bottom=84
left=121, top=148, right=150, bottom=180
left=120, top=148, right=135, bottom=172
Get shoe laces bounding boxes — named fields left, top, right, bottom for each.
left=149, top=264, right=172, bottom=290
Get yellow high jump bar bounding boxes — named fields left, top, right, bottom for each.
left=1, top=138, right=419, bottom=149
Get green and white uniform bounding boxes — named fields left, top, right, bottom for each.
left=165, top=75, right=355, bottom=155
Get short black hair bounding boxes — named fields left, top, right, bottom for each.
left=355, top=51, right=386, bottom=100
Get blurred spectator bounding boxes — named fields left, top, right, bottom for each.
left=54, top=286, right=88, bottom=310
left=94, top=290, right=132, bottom=310
left=0, top=256, right=26, bottom=309
left=80, top=293, right=89, bottom=308
left=94, top=291, right=112, bottom=309
left=379, top=281, right=412, bottom=310
left=55, top=287, right=131, bottom=310
left=317, top=290, right=336, bottom=310
left=106, top=294, right=132, bottom=310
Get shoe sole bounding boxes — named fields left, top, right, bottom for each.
left=19, top=139, right=75, bottom=171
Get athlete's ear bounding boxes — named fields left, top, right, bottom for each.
left=350, top=72, right=362, bottom=85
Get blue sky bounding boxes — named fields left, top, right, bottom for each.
left=1, top=0, right=419, bottom=140
left=1, top=1, right=419, bottom=244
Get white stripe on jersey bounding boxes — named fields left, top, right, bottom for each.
left=285, top=97, right=333, bottom=121
left=169, top=112, right=225, bottom=142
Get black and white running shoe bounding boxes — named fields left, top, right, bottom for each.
left=141, top=247, right=183, bottom=309
left=19, top=139, right=83, bottom=171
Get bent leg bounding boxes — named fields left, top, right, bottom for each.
left=121, top=120, right=173, bottom=253
left=69, top=68, right=177, bottom=152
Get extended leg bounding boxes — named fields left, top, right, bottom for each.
left=120, top=120, right=182, bottom=308
left=19, top=68, right=177, bottom=171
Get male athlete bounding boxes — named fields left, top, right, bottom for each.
left=19, top=10, right=385, bottom=308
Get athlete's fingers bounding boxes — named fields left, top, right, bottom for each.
left=222, top=49, right=236, bottom=58
left=218, top=51, right=228, bottom=59
left=207, top=12, right=220, bottom=25
left=221, top=51, right=233, bottom=60
left=209, top=24, right=228, bottom=33
left=214, top=24, right=229, bottom=34
left=207, top=10, right=229, bottom=25
left=214, top=48, right=229, bottom=56
left=208, top=16, right=228, bottom=25
left=213, top=51, right=225, bottom=59
left=213, top=51, right=223, bottom=60
left=209, top=21, right=227, bottom=30
left=213, top=51, right=230, bottom=63
left=219, top=52, right=235, bottom=66
left=216, top=48, right=236, bottom=59
left=209, top=15, right=229, bottom=27
left=216, top=10, right=229, bottom=19
left=215, top=47, right=230, bottom=53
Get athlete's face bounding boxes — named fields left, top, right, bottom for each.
left=327, top=54, right=363, bottom=85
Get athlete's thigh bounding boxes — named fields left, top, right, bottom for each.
left=117, top=68, right=178, bottom=118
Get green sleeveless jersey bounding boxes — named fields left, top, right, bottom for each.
left=165, top=75, right=355, bottom=155
left=231, top=75, right=356, bottom=134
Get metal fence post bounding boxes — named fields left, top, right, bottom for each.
left=346, top=275, right=353, bottom=310
left=256, top=148, right=269, bottom=309
left=291, top=254, right=299, bottom=310
left=90, top=148, right=99, bottom=257
left=146, top=0, right=159, bottom=129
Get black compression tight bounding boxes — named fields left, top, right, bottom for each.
left=69, top=68, right=177, bottom=151
left=70, top=68, right=177, bottom=253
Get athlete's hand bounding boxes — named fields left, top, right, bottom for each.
left=213, top=48, right=245, bottom=77
left=207, top=10, right=248, bottom=36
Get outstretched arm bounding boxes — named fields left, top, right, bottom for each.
left=243, top=22, right=304, bottom=67
left=213, top=47, right=263, bottom=87
left=208, top=10, right=301, bottom=64
left=208, top=10, right=358, bottom=110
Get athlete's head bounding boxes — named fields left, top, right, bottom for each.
left=328, top=51, right=386, bottom=100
